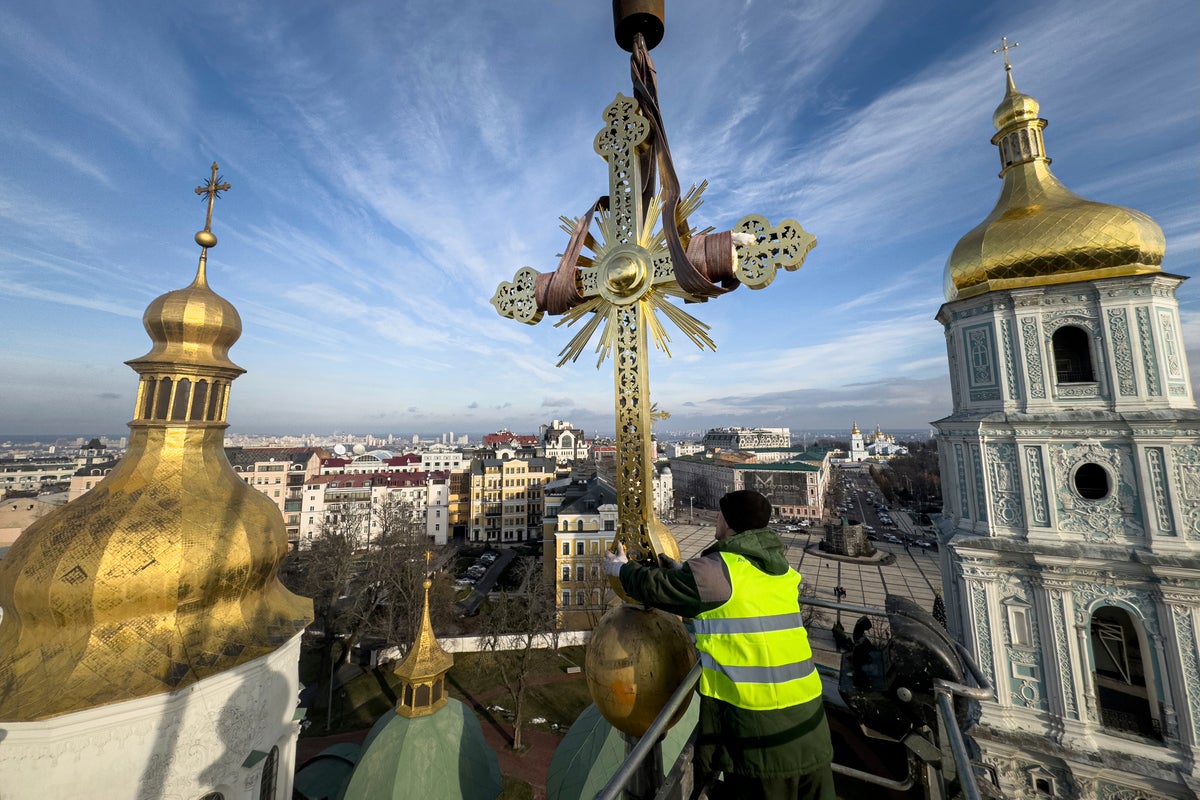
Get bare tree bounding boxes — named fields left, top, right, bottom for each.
left=283, top=496, right=444, bottom=669
left=479, top=556, right=558, bottom=751
left=362, top=495, right=443, bottom=652
left=282, top=503, right=364, bottom=664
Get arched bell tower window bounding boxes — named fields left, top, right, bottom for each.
left=190, top=380, right=209, bottom=421
left=154, top=377, right=172, bottom=419
left=1052, top=326, right=1094, bottom=383
left=258, top=746, right=278, bottom=800
left=170, top=378, right=191, bottom=421
left=1090, top=605, right=1162, bottom=740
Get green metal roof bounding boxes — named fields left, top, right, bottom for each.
left=341, top=699, right=502, bottom=800
left=293, top=742, right=361, bottom=800
left=735, top=461, right=821, bottom=472
left=546, top=699, right=700, bottom=800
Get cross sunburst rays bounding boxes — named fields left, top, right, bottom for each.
left=553, top=185, right=716, bottom=368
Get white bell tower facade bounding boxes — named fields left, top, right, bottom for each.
left=934, top=57, right=1200, bottom=800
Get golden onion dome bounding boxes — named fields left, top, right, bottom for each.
left=130, top=265, right=243, bottom=373
left=0, top=165, right=312, bottom=721
left=944, top=67, right=1165, bottom=301
left=992, top=70, right=1040, bottom=130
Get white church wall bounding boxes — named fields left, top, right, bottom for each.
left=0, top=632, right=304, bottom=800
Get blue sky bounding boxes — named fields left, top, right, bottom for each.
left=1, top=0, right=1197, bottom=438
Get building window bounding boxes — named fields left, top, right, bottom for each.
left=1007, top=605, right=1032, bottom=648
left=562, top=542, right=570, bottom=555
left=562, top=566, right=571, bottom=582
left=1074, top=463, right=1110, bottom=500
left=576, top=591, right=585, bottom=606
left=562, top=591, right=571, bottom=606
left=576, top=520, right=584, bottom=532
left=1052, top=325, right=1094, bottom=383
left=576, top=565, right=585, bottom=582
left=605, top=520, right=615, bottom=531
left=576, top=541, right=584, bottom=555
left=1090, top=605, right=1161, bottom=740
left=259, top=746, right=279, bottom=800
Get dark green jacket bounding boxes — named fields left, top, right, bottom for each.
left=618, top=528, right=833, bottom=779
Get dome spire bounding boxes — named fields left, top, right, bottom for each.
left=192, top=162, right=230, bottom=288
left=125, top=161, right=244, bottom=420
left=393, top=552, right=454, bottom=718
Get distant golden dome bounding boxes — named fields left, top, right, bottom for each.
left=944, top=69, right=1165, bottom=301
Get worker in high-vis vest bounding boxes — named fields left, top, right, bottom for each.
left=605, top=490, right=834, bottom=800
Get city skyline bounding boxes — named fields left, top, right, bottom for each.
left=1, top=0, right=1196, bottom=436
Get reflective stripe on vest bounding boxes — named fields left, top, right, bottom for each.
left=697, top=651, right=817, bottom=685
left=692, top=552, right=822, bottom=710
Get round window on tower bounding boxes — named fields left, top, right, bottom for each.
left=1073, top=463, right=1110, bottom=500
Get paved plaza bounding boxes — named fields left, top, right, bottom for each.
left=666, top=513, right=945, bottom=668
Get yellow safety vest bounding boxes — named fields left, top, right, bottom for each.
left=691, top=552, right=821, bottom=710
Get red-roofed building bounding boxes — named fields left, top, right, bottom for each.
left=479, top=431, right=541, bottom=460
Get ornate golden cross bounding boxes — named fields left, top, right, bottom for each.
left=492, top=81, right=814, bottom=569
left=992, top=36, right=1020, bottom=69
left=194, top=162, right=231, bottom=239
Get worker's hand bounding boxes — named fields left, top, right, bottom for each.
left=603, top=541, right=629, bottom=577
left=659, top=554, right=682, bottom=570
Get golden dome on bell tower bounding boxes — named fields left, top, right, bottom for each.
left=943, top=42, right=1165, bottom=301
left=0, top=164, right=312, bottom=722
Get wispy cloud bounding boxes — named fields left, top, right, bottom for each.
left=0, top=0, right=1195, bottom=434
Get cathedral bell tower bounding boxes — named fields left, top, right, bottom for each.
left=933, top=44, right=1200, bottom=800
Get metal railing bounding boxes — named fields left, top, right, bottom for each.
left=596, top=596, right=994, bottom=800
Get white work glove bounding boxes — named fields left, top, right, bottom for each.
left=604, top=541, right=629, bottom=577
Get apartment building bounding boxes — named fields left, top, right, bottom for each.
left=299, top=470, right=442, bottom=548
left=542, top=474, right=617, bottom=630
left=701, top=426, right=791, bottom=451
left=468, top=457, right=555, bottom=544
left=669, top=448, right=832, bottom=521
left=226, top=447, right=324, bottom=548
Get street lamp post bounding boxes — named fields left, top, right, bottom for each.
left=689, top=495, right=694, bottom=524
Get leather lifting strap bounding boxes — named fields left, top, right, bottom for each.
left=630, top=36, right=731, bottom=300
left=536, top=197, right=607, bottom=315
